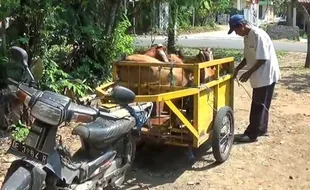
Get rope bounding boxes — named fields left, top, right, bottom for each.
left=234, top=78, right=269, bottom=113
left=196, top=78, right=269, bottom=113
left=198, top=84, right=218, bottom=112
left=126, top=104, right=152, bottom=130
left=168, top=63, right=175, bottom=86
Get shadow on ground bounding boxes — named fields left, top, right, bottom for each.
left=118, top=142, right=219, bottom=190
left=279, top=66, right=310, bottom=94
left=239, top=66, right=310, bottom=95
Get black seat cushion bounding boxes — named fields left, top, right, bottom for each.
left=72, top=117, right=136, bottom=143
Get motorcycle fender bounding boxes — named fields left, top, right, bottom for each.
left=44, top=150, right=80, bottom=184
left=6, top=159, right=46, bottom=190
left=44, top=150, right=63, bottom=180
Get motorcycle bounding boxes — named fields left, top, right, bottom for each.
left=1, top=46, right=153, bottom=190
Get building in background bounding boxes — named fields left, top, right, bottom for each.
left=258, top=0, right=275, bottom=22
left=233, top=0, right=275, bottom=25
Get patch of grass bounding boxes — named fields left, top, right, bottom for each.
left=176, top=47, right=243, bottom=61
left=134, top=47, right=288, bottom=62
left=145, top=25, right=220, bottom=35
left=178, top=25, right=221, bottom=35
left=259, top=23, right=268, bottom=31
left=134, top=46, right=148, bottom=53
left=212, top=48, right=285, bottom=61
left=300, top=30, right=307, bottom=39
left=276, top=50, right=286, bottom=58
left=212, top=48, right=243, bottom=62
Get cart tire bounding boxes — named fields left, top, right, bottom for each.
left=212, top=106, right=235, bottom=164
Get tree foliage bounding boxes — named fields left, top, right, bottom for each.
left=165, top=0, right=232, bottom=52
left=0, top=0, right=134, bottom=98
left=0, top=0, right=235, bottom=96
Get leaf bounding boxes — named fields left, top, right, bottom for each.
left=67, top=82, right=73, bottom=90
left=203, top=0, right=211, bottom=10
left=30, top=58, right=44, bottom=82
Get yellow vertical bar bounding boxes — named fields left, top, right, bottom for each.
left=112, top=62, right=117, bottom=81
left=215, top=61, right=220, bottom=110
left=231, top=61, right=235, bottom=110
left=193, top=64, right=200, bottom=147
left=159, top=66, right=162, bottom=94
left=148, top=67, right=151, bottom=95
left=217, top=62, right=220, bottom=79
left=127, top=65, right=129, bottom=86
left=138, top=66, right=141, bottom=95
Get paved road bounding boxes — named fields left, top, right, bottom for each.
left=135, top=35, right=307, bottom=53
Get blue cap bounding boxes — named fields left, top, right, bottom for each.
left=228, top=14, right=245, bottom=34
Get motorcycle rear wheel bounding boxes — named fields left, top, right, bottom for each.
left=126, top=133, right=137, bottom=165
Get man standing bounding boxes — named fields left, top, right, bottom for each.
left=228, top=14, right=281, bottom=142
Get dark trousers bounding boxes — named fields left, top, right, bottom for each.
left=244, top=82, right=276, bottom=139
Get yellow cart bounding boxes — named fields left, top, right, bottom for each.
left=96, top=56, right=235, bottom=164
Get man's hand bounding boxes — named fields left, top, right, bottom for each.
left=233, top=58, right=246, bottom=79
left=239, top=71, right=252, bottom=82
left=238, top=59, right=266, bottom=83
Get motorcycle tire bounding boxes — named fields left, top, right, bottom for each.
left=126, top=133, right=137, bottom=165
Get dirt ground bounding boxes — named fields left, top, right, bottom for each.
left=1, top=52, right=310, bottom=190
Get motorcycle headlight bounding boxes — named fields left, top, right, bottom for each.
left=31, top=101, right=62, bottom=126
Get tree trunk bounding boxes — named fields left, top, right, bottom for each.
left=305, top=19, right=310, bottom=68
left=105, top=0, right=121, bottom=37
left=167, top=2, right=178, bottom=54
left=287, top=1, right=293, bottom=26
left=300, top=3, right=310, bottom=68
left=152, top=0, right=157, bottom=32
left=1, top=19, right=7, bottom=56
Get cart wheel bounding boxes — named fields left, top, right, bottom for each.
left=212, top=106, right=235, bottom=164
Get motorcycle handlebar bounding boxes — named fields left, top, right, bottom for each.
left=66, top=102, right=99, bottom=123
left=13, top=80, right=99, bottom=124
left=13, top=78, right=151, bottom=126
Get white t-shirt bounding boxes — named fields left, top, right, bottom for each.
left=243, top=26, right=281, bottom=88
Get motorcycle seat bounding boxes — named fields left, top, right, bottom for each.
left=72, top=116, right=136, bottom=143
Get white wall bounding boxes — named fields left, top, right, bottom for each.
left=234, top=0, right=247, bottom=11
left=260, top=4, right=275, bottom=22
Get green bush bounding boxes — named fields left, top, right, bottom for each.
left=1, top=1, right=135, bottom=101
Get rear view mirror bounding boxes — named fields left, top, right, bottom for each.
left=30, top=58, right=44, bottom=82
left=111, top=86, right=136, bottom=105
left=9, top=46, right=36, bottom=84
left=9, top=46, right=29, bottom=68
